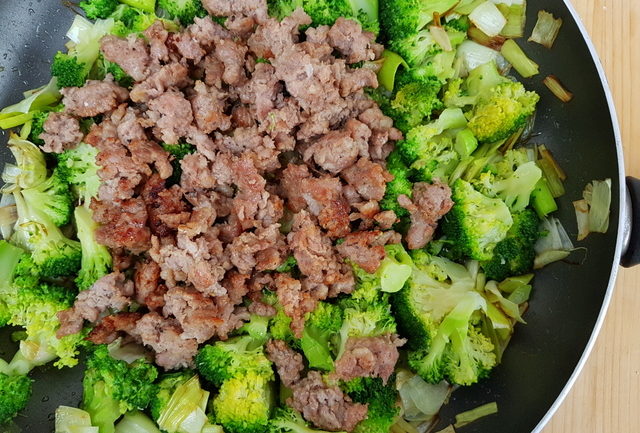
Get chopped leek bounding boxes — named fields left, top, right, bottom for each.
left=378, top=50, right=408, bottom=92
left=496, top=1, right=526, bottom=38
left=529, top=10, right=563, bottom=48
left=543, top=75, right=574, bottom=102
left=500, top=39, right=539, bottom=77
left=115, top=411, right=162, bottom=433
left=453, top=401, right=499, bottom=428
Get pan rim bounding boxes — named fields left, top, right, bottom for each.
left=532, top=0, right=626, bottom=431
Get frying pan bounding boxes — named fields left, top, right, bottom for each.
left=1, top=1, right=639, bottom=432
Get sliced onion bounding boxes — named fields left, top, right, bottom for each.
left=535, top=217, right=574, bottom=254
left=543, top=75, right=573, bottom=102
left=398, top=373, right=451, bottom=422
left=456, top=40, right=507, bottom=76
left=469, top=1, right=507, bottom=37
left=534, top=250, right=571, bottom=269
left=584, top=178, right=612, bottom=234
left=529, top=10, right=563, bottom=48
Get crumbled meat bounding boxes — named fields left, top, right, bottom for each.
left=266, top=339, right=304, bottom=387
left=135, top=312, right=199, bottom=369
left=288, top=211, right=355, bottom=297
left=110, top=105, right=148, bottom=144
left=303, top=119, right=370, bottom=174
left=56, top=272, right=134, bottom=338
left=190, top=81, right=231, bottom=133
left=342, top=158, right=393, bottom=201
left=374, top=210, right=398, bottom=229
left=92, top=198, right=151, bottom=253
left=199, top=53, right=225, bottom=88
left=134, top=258, right=166, bottom=311
left=274, top=273, right=314, bottom=338
left=289, top=371, right=368, bottom=432
left=127, top=139, right=173, bottom=180
left=100, top=34, right=151, bottom=82
left=144, top=20, right=170, bottom=63
left=130, top=63, right=191, bottom=103
left=399, top=181, right=454, bottom=249
left=300, top=176, right=351, bottom=238
left=226, top=224, right=285, bottom=273
left=239, top=62, right=281, bottom=120
left=39, top=112, right=83, bottom=153
left=247, top=9, right=311, bottom=58
left=201, top=0, right=268, bottom=24
left=61, top=78, right=129, bottom=118
left=327, top=18, right=380, bottom=64
left=333, top=334, right=406, bottom=383
left=87, top=312, right=143, bottom=345
left=141, top=174, right=189, bottom=237
left=357, top=106, right=403, bottom=161
left=215, top=39, right=248, bottom=86
left=146, top=90, right=194, bottom=144
left=336, top=230, right=390, bottom=273
left=248, top=300, right=276, bottom=317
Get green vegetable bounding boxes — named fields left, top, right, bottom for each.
left=75, top=206, right=112, bottom=290
left=82, top=345, right=158, bottom=433
left=377, top=50, right=408, bottom=92
left=481, top=209, right=540, bottom=282
left=21, top=168, right=73, bottom=227
left=149, top=371, right=193, bottom=422
left=500, top=39, right=539, bottom=78
left=379, top=149, right=413, bottom=218
left=342, top=376, right=399, bottom=433
left=269, top=406, right=339, bottom=433
left=453, top=401, right=499, bottom=428
left=2, top=135, right=48, bottom=191
left=386, top=70, right=444, bottom=133
left=155, top=375, right=211, bottom=433
left=158, top=0, right=208, bottom=24
left=442, top=179, right=513, bottom=261
left=115, top=411, right=161, bottom=433
left=300, top=302, right=343, bottom=370
left=0, top=373, right=32, bottom=425
left=531, top=178, right=558, bottom=218
left=57, top=141, right=104, bottom=206
left=195, top=336, right=273, bottom=387
left=162, top=142, right=195, bottom=186
left=51, top=52, right=89, bottom=88
left=55, top=406, right=98, bottom=433
left=120, top=0, right=156, bottom=13
left=80, top=0, right=120, bottom=19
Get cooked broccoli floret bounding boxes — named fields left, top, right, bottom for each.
left=342, top=376, right=399, bottom=433
left=300, top=301, right=343, bottom=370
left=268, top=0, right=379, bottom=34
left=442, top=179, right=513, bottom=261
left=481, top=209, right=539, bottom=282
left=213, top=370, right=274, bottom=433
left=57, top=142, right=101, bottom=206
left=82, top=345, right=158, bottom=433
left=472, top=149, right=542, bottom=213
left=51, top=52, right=89, bottom=89
left=379, top=149, right=413, bottom=219
left=269, top=406, right=336, bottom=433
left=158, top=0, right=208, bottom=24
left=80, top=0, right=120, bottom=19
left=110, top=4, right=160, bottom=37
left=336, top=291, right=397, bottom=358
left=75, top=206, right=112, bottom=290
left=380, top=0, right=458, bottom=40
left=28, top=111, right=50, bottom=146
left=195, top=335, right=273, bottom=387
left=351, top=243, right=413, bottom=301
left=149, top=370, right=194, bottom=421
left=442, top=78, right=477, bottom=109
left=0, top=373, right=32, bottom=425
left=275, top=256, right=298, bottom=273
left=467, top=82, right=540, bottom=143
left=392, top=256, right=496, bottom=385
left=120, top=0, right=157, bottom=13
left=11, top=191, right=81, bottom=278
left=444, top=15, right=470, bottom=33
left=21, top=168, right=73, bottom=227
left=386, top=70, right=443, bottom=133
left=94, top=55, right=134, bottom=88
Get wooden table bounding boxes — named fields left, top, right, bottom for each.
left=543, top=0, right=640, bottom=432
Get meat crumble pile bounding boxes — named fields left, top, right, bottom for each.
left=44, top=0, right=453, bottom=430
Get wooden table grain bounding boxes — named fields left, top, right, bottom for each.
left=542, top=1, right=640, bottom=432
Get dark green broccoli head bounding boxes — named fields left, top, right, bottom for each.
left=21, top=168, right=74, bottom=227
left=195, top=336, right=273, bottom=387
left=444, top=15, right=470, bottom=32
left=28, top=110, right=56, bottom=146
left=269, top=406, right=328, bottom=433
left=111, top=5, right=158, bottom=37
left=79, top=0, right=120, bottom=19
left=442, top=179, right=513, bottom=261
left=388, top=72, right=443, bottom=133
left=162, top=142, right=195, bottom=186
left=342, top=376, right=399, bottom=433
left=158, top=0, right=208, bottom=24
left=300, top=301, right=343, bottom=370
left=149, top=371, right=194, bottom=422
left=0, top=373, right=32, bottom=425
left=51, top=52, right=88, bottom=89
left=481, top=209, right=540, bottom=281
left=267, top=0, right=304, bottom=21
left=84, top=344, right=158, bottom=413
left=380, top=0, right=458, bottom=40
left=380, top=150, right=413, bottom=219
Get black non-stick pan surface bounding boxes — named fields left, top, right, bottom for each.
left=0, top=1, right=625, bottom=432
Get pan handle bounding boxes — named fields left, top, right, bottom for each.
left=621, top=177, right=640, bottom=267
